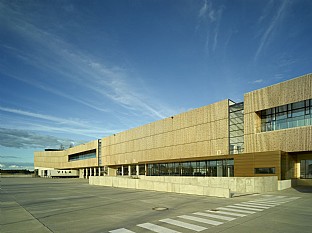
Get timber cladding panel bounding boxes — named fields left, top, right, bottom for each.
left=244, top=73, right=312, bottom=153
left=244, top=73, right=312, bottom=114
left=101, top=100, right=230, bottom=166
left=34, top=151, right=66, bottom=169
left=34, top=140, right=99, bottom=169
left=245, top=127, right=312, bottom=153
left=234, top=151, right=281, bottom=179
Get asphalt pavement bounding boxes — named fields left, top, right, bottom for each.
left=1, top=177, right=311, bottom=233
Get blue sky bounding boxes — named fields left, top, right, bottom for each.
left=1, top=0, right=311, bottom=170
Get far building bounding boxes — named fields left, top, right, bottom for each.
left=34, top=73, right=312, bottom=184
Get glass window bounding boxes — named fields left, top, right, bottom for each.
left=146, top=160, right=234, bottom=177
left=139, top=165, right=145, bottom=175
left=229, top=102, right=244, bottom=154
left=276, top=112, right=287, bottom=120
left=292, top=101, right=305, bottom=109
left=277, top=105, right=287, bottom=113
left=260, top=99, right=311, bottom=132
left=300, top=160, right=312, bottom=179
left=68, top=150, right=96, bottom=162
left=255, top=167, right=275, bottom=174
left=292, top=109, right=305, bottom=117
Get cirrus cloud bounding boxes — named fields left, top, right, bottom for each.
left=0, top=127, right=85, bottom=149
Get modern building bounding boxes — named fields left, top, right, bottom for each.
left=34, top=73, right=312, bottom=183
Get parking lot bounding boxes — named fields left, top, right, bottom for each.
left=1, top=177, right=312, bottom=233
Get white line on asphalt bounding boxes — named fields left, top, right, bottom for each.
left=205, top=210, right=246, bottom=217
left=217, top=207, right=256, bottom=214
left=226, top=205, right=264, bottom=211
left=234, top=203, right=270, bottom=209
left=249, top=200, right=287, bottom=204
left=256, top=197, right=288, bottom=201
left=137, top=223, right=181, bottom=233
left=109, top=228, right=136, bottom=233
left=178, top=215, right=223, bottom=226
left=244, top=202, right=277, bottom=207
left=193, top=212, right=236, bottom=221
left=159, top=218, right=207, bottom=232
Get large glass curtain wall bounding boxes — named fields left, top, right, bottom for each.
left=147, top=159, right=234, bottom=177
left=229, top=102, right=244, bottom=154
left=261, top=99, right=312, bottom=132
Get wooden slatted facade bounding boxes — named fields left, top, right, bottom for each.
left=34, top=73, right=312, bottom=180
left=101, top=99, right=230, bottom=166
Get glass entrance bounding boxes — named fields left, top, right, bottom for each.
left=300, top=160, right=312, bottom=178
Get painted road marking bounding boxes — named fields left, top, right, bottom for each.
left=249, top=200, right=287, bottom=204
left=159, top=218, right=207, bottom=232
left=247, top=201, right=279, bottom=205
left=109, top=228, right=135, bottom=233
left=193, top=212, right=236, bottom=221
left=205, top=210, right=247, bottom=217
left=217, top=207, right=256, bottom=214
left=234, top=203, right=270, bottom=209
left=137, top=223, right=181, bottom=233
left=243, top=202, right=276, bottom=207
left=178, top=215, right=223, bottom=226
left=226, top=205, right=264, bottom=211
left=109, top=195, right=301, bottom=233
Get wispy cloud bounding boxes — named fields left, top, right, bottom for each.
left=198, top=0, right=216, bottom=21
left=0, top=106, right=87, bottom=127
left=255, top=1, right=290, bottom=60
left=197, top=0, right=224, bottom=53
left=253, top=79, right=264, bottom=84
left=0, top=155, right=19, bottom=159
left=273, top=73, right=284, bottom=80
left=0, top=2, right=175, bottom=120
left=0, top=106, right=118, bottom=138
left=1, top=71, right=111, bottom=114
left=0, top=127, right=84, bottom=149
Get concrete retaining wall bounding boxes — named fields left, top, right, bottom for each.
left=89, top=176, right=231, bottom=198
left=278, top=180, right=292, bottom=190
left=138, top=176, right=278, bottom=193
left=89, top=176, right=279, bottom=198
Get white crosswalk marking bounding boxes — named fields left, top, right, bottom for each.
left=247, top=200, right=278, bottom=204
left=205, top=210, right=246, bottom=217
left=226, top=205, right=264, bottom=211
left=217, top=207, right=256, bottom=214
left=250, top=200, right=286, bottom=204
left=258, top=198, right=287, bottom=201
left=108, top=195, right=300, bottom=233
left=137, top=223, right=181, bottom=233
left=193, top=212, right=236, bottom=221
left=234, top=203, right=270, bottom=209
left=244, top=202, right=276, bottom=207
left=109, top=228, right=135, bottom=233
left=178, top=215, right=223, bottom=226
left=159, top=218, right=207, bottom=232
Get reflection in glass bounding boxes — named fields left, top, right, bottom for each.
left=260, top=99, right=312, bottom=132
left=147, top=159, right=234, bottom=177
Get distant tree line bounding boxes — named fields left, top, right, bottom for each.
left=0, top=169, right=34, bottom=174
